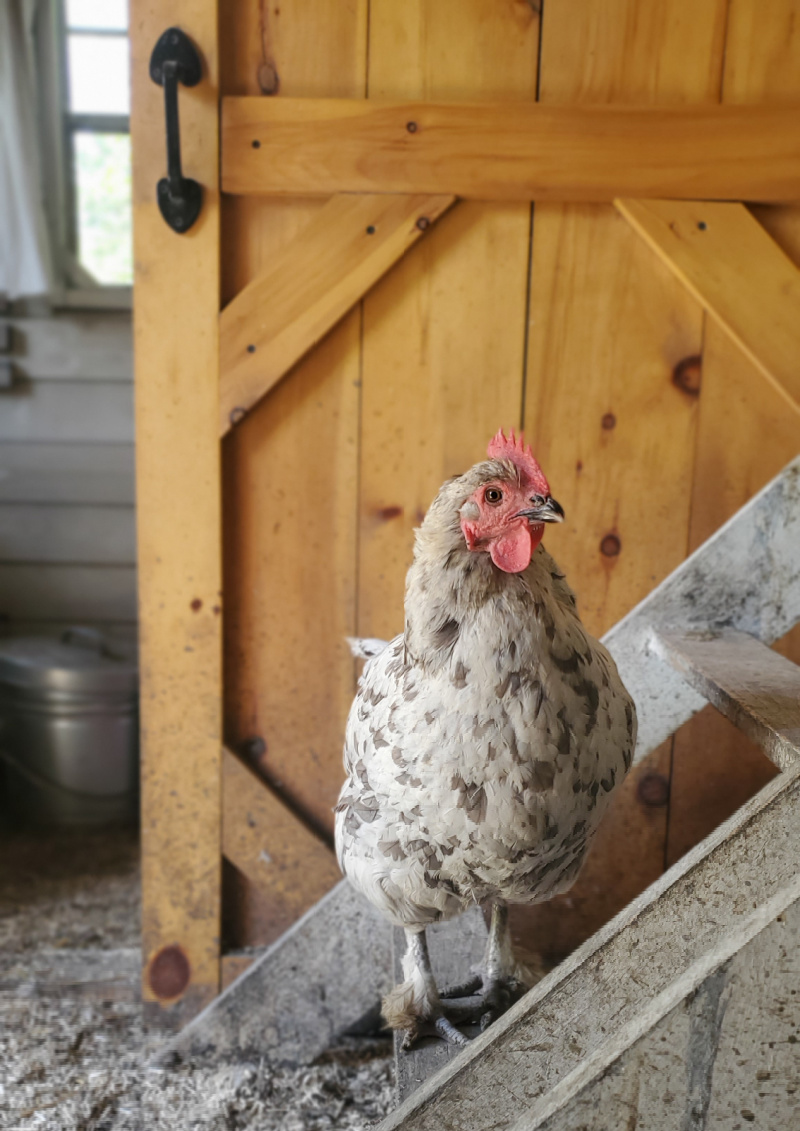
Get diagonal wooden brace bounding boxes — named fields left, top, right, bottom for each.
left=219, top=192, right=454, bottom=433
left=616, top=199, right=800, bottom=413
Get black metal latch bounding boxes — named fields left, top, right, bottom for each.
left=150, top=27, right=203, bottom=233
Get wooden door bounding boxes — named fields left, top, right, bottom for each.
left=132, top=0, right=800, bottom=1024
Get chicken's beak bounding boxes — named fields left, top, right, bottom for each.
left=516, top=495, right=565, bottom=524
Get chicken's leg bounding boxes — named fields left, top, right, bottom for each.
left=440, top=903, right=534, bottom=1032
left=382, top=928, right=470, bottom=1049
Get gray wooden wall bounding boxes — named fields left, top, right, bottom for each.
left=0, top=308, right=136, bottom=645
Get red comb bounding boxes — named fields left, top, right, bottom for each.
left=487, top=428, right=550, bottom=494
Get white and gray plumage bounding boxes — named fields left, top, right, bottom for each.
left=335, top=430, right=636, bottom=1046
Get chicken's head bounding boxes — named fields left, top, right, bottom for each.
left=459, top=429, right=564, bottom=574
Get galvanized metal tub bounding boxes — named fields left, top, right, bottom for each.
left=0, top=629, right=138, bottom=826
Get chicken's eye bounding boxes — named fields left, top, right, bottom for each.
left=485, top=487, right=503, bottom=505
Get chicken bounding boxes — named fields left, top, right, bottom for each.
left=334, top=429, right=636, bottom=1047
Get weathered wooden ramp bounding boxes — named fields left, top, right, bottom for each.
left=160, top=880, right=391, bottom=1066
left=381, top=769, right=800, bottom=1129
left=161, top=458, right=800, bottom=1094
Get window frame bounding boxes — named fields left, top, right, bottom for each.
left=34, top=0, right=133, bottom=310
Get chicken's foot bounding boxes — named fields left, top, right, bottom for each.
left=384, top=928, right=471, bottom=1050
left=440, top=903, right=531, bottom=1032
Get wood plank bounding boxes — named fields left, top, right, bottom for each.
left=222, top=319, right=360, bottom=838
left=165, top=880, right=392, bottom=1067
left=219, top=191, right=454, bottom=434
left=523, top=205, right=703, bottom=638
left=667, top=330, right=798, bottom=866
left=359, top=0, right=539, bottom=642
left=652, top=629, right=800, bottom=770
left=0, top=381, right=133, bottom=443
left=222, top=98, right=800, bottom=201
left=221, top=0, right=367, bottom=943
left=516, top=0, right=726, bottom=964
left=616, top=199, right=800, bottom=413
left=377, top=767, right=800, bottom=1131
left=0, top=949, right=139, bottom=1003
left=603, top=458, right=800, bottom=765
left=132, top=0, right=222, bottom=1025
left=510, top=900, right=800, bottom=1131
left=666, top=1, right=800, bottom=869
left=0, top=503, right=135, bottom=564
left=221, top=748, right=342, bottom=948
left=0, top=564, right=137, bottom=622
left=0, top=443, right=135, bottom=504
left=2, top=314, right=132, bottom=380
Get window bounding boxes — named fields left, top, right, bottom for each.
left=35, top=0, right=133, bottom=304
left=64, top=0, right=132, bottom=286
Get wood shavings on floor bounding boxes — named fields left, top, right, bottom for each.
left=0, top=828, right=395, bottom=1130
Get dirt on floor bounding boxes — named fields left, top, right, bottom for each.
left=0, top=826, right=395, bottom=1131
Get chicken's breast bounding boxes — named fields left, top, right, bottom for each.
left=335, top=548, right=635, bottom=932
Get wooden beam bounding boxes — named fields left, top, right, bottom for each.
left=616, top=199, right=800, bottom=412
left=221, top=748, right=342, bottom=939
left=219, top=192, right=454, bottom=434
left=222, top=98, right=800, bottom=201
left=132, top=2, right=222, bottom=1026
left=651, top=630, right=800, bottom=772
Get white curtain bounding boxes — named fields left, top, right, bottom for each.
left=0, top=0, right=54, bottom=298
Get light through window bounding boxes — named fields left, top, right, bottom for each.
left=64, top=0, right=132, bottom=285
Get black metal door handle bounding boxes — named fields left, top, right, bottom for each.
left=150, top=28, right=203, bottom=233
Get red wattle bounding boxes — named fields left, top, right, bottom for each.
left=489, top=523, right=541, bottom=573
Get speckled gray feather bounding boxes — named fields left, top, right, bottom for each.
left=335, top=461, right=636, bottom=931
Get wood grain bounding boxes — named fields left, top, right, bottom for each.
left=666, top=0, right=800, bottom=870
left=617, top=199, right=800, bottom=413
left=132, top=0, right=222, bottom=1024
left=221, top=0, right=366, bottom=938
left=524, top=204, right=703, bottom=637
left=221, top=749, right=341, bottom=948
left=666, top=320, right=799, bottom=866
left=219, top=191, right=454, bottom=434
left=652, top=629, right=800, bottom=770
left=517, top=0, right=728, bottom=962
left=359, top=0, right=540, bottom=643
left=222, top=97, right=800, bottom=201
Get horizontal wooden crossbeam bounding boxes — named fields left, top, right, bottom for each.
left=650, top=630, right=800, bottom=772
left=222, top=99, right=800, bottom=201
left=617, top=200, right=800, bottom=413
left=219, top=192, right=453, bottom=433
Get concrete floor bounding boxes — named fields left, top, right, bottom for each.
left=0, top=825, right=394, bottom=1130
